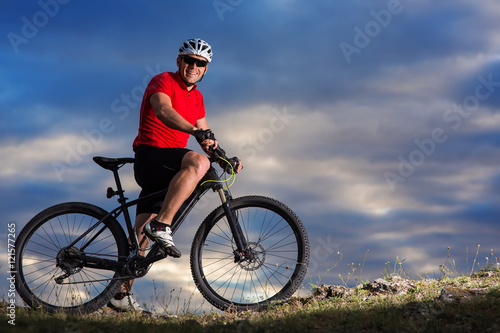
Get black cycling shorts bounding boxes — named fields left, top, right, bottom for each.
left=134, top=145, right=191, bottom=216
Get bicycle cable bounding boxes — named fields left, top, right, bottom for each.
left=200, top=156, right=236, bottom=189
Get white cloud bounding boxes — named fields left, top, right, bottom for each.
left=370, top=225, right=459, bottom=242
left=471, top=111, right=500, bottom=129
left=205, top=100, right=500, bottom=222
left=0, top=133, right=123, bottom=184
left=365, top=54, right=490, bottom=98
left=3, top=0, right=500, bottom=312
left=207, top=104, right=416, bottom=216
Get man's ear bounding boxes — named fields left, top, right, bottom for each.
left=176, top=56, right=182, bottom=68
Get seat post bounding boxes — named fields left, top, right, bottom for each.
left=111, top=168, right=126, bottom=203
left=111, top=168, right=137, bottom=249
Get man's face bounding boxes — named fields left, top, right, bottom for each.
left=177, top=55, right=208, bottom=86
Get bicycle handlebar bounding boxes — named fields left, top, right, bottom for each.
left=194, top=129, right=241, bottom=174
left=209, top=145, right=241, bottom=175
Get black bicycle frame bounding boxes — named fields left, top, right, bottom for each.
left=63, top=166, right=248, bottom=273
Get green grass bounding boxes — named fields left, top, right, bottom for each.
left=3, top=250, right=499, bottom=333
left=2, top=269, right=499, bottom=333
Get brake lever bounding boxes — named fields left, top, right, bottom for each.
left=208, top=145, right=241, bottom=174
left=224, top=156, right=241, bottom=174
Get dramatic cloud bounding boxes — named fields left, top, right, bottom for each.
left=1, top=0, right=499, bottom=311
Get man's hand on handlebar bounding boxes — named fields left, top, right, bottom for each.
left=215, top=154, right=242, bottom=174
left=227, top=156, right=243, bottom=174
left=194, top=129, right=218, bottom=155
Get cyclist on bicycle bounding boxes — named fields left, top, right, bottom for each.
left=108, top=38, right=242, bottom=312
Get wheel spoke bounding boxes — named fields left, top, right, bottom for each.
left=193, top=197, right=309, bottom=311
left=16, top=203, right=127, bottom=313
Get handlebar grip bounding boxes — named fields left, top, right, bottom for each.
left=224, top=156, right=240, bottom=174
left=209, top=146, right=226, bottom=160
left=209, top=146, right=240, bottom=174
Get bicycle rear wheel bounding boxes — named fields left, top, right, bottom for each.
left=190, top=195, right=310, bottom=311
left=15, top=202, right=129, bottom=314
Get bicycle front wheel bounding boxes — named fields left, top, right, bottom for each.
left=190, top=196, right=310, bottom=311
left=15, top=202, right=129, bottom=314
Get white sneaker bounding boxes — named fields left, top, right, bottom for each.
left=108, top=293, right=148, bottom=313
left=143, top=220, right=182, bottom=258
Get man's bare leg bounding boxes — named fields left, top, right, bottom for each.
left=155, top=151, right=210, bottom=225
left=118, top=213, right=155, bottom=293
left=121, top=151, right=209, bottom=292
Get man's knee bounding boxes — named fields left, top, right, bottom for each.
left=194, top=154, right=211, bottom=175
left=184, top=152, right=210, bottom=175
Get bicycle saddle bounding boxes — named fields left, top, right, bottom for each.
left=93, top=156, right=135, bottom=170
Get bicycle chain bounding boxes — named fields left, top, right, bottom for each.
left=54, top=275, right=136, bottom=285
left=54, top=251, right=133, bottom=285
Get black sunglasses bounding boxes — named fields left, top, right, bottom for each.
left=182, top=56, right=208, bottom=67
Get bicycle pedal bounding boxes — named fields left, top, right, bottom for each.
left=160, top=245, right=182, bottom=258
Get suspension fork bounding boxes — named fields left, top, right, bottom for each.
left=217, top=189, right=247, bottom=256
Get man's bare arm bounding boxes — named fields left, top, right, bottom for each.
left=150, top=92, right=198, bottom=134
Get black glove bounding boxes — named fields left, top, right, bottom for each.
left=194, top=129, right=216, bottom=144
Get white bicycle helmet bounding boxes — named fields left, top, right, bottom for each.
left=178, top=38, right=213, bottom=63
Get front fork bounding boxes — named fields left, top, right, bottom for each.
left=217, top=189, right=247, bottom=261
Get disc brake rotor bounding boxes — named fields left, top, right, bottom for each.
left=238, top=242, right=266, bottom=271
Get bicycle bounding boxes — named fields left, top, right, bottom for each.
left=14, top=146, right=310, bottom=313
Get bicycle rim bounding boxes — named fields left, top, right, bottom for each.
left=15, top=202, right=128, bottom=313
left=191, top=196, right=309, bottom=311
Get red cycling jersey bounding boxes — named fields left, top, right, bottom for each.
left=132, top=71, right=206, bottom=151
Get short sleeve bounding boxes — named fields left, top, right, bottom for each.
left=197, top=94, right=206, bottom=120
left=146, top=73, right=174, bottom=99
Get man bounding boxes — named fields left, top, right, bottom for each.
left=108, top=38, right=242, bottom=312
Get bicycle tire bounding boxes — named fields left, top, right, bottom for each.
left=190, top=195, right=310, bottom=311
left=15, top=202, right=129, bottom=314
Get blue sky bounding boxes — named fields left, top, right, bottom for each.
left=1, top=0, right=500, bottom=312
